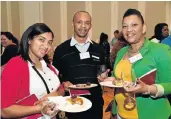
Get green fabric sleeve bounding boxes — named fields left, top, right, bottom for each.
left=155, top=45, right=171, bottom=95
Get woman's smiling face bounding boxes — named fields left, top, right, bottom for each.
left=122, top=15, right=146, bottom=44
left=162, top=25, right=169, bottom=38
left=28, top=32, right=53, bottom=60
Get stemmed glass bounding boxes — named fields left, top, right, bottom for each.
left=123, top=92, right=136, bottom=111
left=41, top=101, right=67, bottom=119
left=113, top=72, right=124, bottom=86
left=122, top=70, right=137, bottom=111
left=97, top=65, right=108, bottom=93
left=131, top=68, right=137, bottom=87
left=41, top=101, right=59, bottom=118
left=97, top=65, right=108, bottom=78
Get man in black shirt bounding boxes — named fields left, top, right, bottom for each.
left=53, top=11, right=105, bottom=119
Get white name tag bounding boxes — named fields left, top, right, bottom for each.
left=129, top=53, right=143, bottom=63
left=80, top=52, right=90, bottom=60
left=92, top=55, right=99, bottom=59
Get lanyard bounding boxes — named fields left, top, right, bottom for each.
left=32, top=66, right=50, bottom=94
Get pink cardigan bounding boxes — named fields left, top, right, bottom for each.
left=1, top=56, right=63, bottom=109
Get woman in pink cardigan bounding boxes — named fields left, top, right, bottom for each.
left=1, top=23, right=64, bottom=119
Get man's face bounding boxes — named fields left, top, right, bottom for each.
left=73, top=12, right=91, bottom=38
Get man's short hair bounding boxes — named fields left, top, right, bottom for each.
left=73, top=11, right=91, bottom=22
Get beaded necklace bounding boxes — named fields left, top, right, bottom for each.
left=127, top=43, right=144, bottom=57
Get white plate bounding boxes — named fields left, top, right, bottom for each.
left=48, top=96, right=92, bottom=113
left=69, top=83, right=98, bottom=89
left=100, top=81, right=123, bottom=88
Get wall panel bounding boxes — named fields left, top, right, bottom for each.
left=1, top=1, right=170, bottom=47
left=1, top=1, right=8, bottom=31
left=21, top=1, right=40, bottom=32
left=43, top=1, right=61, bottom=47
left=67, top=1, right=85, bottom=39
left=118, top=2, right=138, bottom=31
left=145, top=1, right=166, bottom=38
left=11, top=1, right=20, bottom=40
left=92, top=1, right=111, bottom=42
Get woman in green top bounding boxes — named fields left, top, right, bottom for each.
left=99, top=9, right=171, bottom=119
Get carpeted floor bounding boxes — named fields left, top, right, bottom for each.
left=102, top=87, right=114, bottom=119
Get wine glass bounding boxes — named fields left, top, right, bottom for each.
left=97, top=65, right=108, bottom=93
left=97, top=65, right=108, bottom=78
left=123, top=92, right=136, bottom=111
left=113, top=72, right=124, bottom=86
left=131, top=68, right=137, bottom=86
left=123, top=68, right=137, bottom=89
left=122, top=71, right=137, bottom=111
left=41, top=101, right=59, bottom=118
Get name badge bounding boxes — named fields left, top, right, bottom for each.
left=92, top=55, right=99, bottom=59
left=129, top=53, right=143, bottom=63
left=80, top=52, right=90, bottom=60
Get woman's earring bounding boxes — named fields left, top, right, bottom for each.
left=28, top=40, right=31, bottom=44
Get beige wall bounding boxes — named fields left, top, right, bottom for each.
left=92, top=1, right=111, bottom=42
left=1, top=1, right=8, bottom=32
left=118, top=1, right=138, bottom=31
left=11, top=1, right=20, bottom=40
left=1, top=1, right=171, bottom=47
left=43, top=1, right=61, bottom=47
left=20, top=1, right=40, bottom=35
left=67, top=1, right=85, bottom=39
left=145, top=2, right=167, bottom=38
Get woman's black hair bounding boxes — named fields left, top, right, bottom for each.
left=1, top=44, right=3, bottom=54
left=114, top=30, right=119, bottom=34
left=123, top=8, right=144, bottom=24
left=99, top=32, right=108, bottom=45
left=1, top=31, right=19, bottom=46
left=43, top=55, right=51, bottom=65
left=149, top=23, right=168, bottom=41
left=19, top=23, right=54, bottom=63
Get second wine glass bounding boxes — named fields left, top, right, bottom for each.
left=97, top=65, right=108, bottom=78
